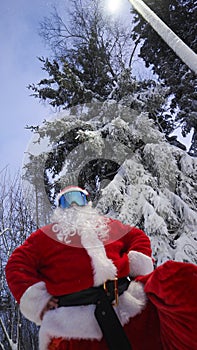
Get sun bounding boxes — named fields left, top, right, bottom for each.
left=107, top=0, right=122, bottom=13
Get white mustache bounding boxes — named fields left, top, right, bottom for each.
left=51, top=205, right=109, bottom=245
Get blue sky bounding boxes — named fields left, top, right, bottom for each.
left=0, top=0, right=68, bottom=174
left=0, top=0, right=133, bottom=175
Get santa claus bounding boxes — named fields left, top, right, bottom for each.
left=6, top=186, right=197, bottom=350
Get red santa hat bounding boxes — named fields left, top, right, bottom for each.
left=57, top=186, right=89, bottom=197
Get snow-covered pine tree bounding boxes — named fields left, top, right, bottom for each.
left=24, top=0, right=196, bottom=267
left=23, top=82, right=197, bottom=266
left=96, top=108, right=197, bottom=266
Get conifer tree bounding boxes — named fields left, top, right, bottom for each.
left=23, top=97, right=197, bottom=266
left=131, top=0, right=197, bottom=156
left=24, top=0, right=197, bottom=265
left=28, top=0, right=133, bottom=107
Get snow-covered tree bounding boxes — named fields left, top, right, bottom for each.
left=23, top=90, right=197, bottom=266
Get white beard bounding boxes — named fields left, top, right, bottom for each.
left=51, top=205, right=110, bottom=248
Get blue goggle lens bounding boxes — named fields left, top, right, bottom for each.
left=59, top=191, right=88, bottom=209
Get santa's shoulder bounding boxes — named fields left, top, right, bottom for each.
left=107, top=217, right=142, bottom=234
left=24, top=224, right=55, bottom=245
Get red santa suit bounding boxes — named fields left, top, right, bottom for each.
left=6, top=218, right=197, bottom=350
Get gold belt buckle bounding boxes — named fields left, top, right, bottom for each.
left=103, top=277, right=119, bottom=306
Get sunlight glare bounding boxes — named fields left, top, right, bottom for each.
left=107, top=0, right=122, bottom=13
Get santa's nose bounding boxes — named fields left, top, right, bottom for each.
left=70, top=202, right=78, bottom=207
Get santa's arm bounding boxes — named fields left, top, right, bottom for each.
left=122, top=225, right=154, bottom=277
left=5, top=232, right=52, bottom=325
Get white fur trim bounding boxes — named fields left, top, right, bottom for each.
left=116, top=281, right=147, bottom=324
left=39, top=305, right=102, bottom=350
left=80, top=234, right=117, bottom=286
left=38, top=281, right=146, bottom=350
left=20, top=281, right=52, bottom=325
left=128, top=250, right=154, bottom=277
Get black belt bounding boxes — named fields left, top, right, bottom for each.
left=56, top=277, right=132, bottom=350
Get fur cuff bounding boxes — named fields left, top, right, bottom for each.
left=117, top=281, right=147, bottom=324
left=20, top=281, right=52, bottom=325
left=128, top=250, right=154, bottom=277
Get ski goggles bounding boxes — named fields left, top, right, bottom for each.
left=58, top=191, right=88, bottom=209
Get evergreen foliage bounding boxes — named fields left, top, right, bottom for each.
left=23, top=0, right=197, bottom=266
left=23, top=97, right=197, bottom=266
left=131, top=0, right=197, bottom=156
left=28, top=0, right=133, bottom=107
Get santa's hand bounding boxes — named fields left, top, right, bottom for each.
left=40, top=297, right=59, bottom=320
left=128, top=250, right=154, bottom=277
